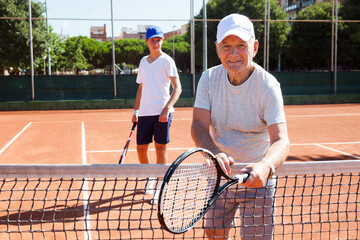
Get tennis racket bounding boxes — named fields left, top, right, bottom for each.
left=118, top=122, right=137, bottom=164
left=157, top=148, right=249, bottom=234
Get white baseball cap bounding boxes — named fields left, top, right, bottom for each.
left=216, top=14, right=255, bottom=43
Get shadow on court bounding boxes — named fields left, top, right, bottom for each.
left=0, top=190, right=149, bottom=225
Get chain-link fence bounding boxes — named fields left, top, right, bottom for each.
left=0, top=0, right=359, bottom=102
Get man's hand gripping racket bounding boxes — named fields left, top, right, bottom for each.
left=118, top=122, right=137, bottom=164
left=157, top=148, right=248, bottom=234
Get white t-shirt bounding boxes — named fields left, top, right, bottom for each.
left=194, top=63, right=286, bottom=163
left=136, top=53, right=179, bottom=116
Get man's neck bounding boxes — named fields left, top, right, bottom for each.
left=147, top=51, right=163, bottom=63
left=227, top=63, right=255, bottom=86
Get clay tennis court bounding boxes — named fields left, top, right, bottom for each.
left=0, top=103, right=359, bottom=239
left=0, top=104, right=359, bottom=164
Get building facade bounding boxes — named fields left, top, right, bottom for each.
left=90, top=24, right=107, bottom=42
left=90, top=24, right=187, bottom=42
left=278, top=0, right=344, bottom=19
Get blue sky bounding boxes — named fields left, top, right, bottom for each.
left=37, top=0, right=208, bottom=37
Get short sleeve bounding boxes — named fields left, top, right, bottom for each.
left=167, top=57, right=179, bottom=78
left=194, top=70, right=211, bottom=110
left=136, top=58, right=145, bottom=84
left=263, top=84, right=286, bottom=126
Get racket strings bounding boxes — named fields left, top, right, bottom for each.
left=162, top=162, right=218, bottom=232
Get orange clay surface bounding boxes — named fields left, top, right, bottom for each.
left=0, top=104, right=359, bottom=164
left=0, top=104, right=359, bottom=240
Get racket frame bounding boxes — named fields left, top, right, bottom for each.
left=157, top=147, right=248, bottom=234
left=118, top=122, right=137, bottom=164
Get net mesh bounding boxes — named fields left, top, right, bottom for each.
left=0, top=161, right=359, bottom=240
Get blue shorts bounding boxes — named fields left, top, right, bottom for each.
left=136, top=113, right=173, bottom=145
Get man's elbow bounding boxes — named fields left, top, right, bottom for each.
left=277, top=137, right=290, bottom=151
left=280, top=138, right=291, bottom=162
left=176, top=85, right=182, bottom=95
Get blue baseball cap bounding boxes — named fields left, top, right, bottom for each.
left=146, top=26, right=164, bottom=39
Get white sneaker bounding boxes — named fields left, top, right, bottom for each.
left=145, top=178, right=155, bottom=195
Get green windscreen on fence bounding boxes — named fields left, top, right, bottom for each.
left=35, top=75, right=115, bottom=100
left=0, top=76, right=32, bottom=101
left=0, top=72, right=359, bottom=102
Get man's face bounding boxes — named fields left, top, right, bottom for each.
left=145, top=37, right=163, bottom=52
left=216, top=35, right=258, bottom=76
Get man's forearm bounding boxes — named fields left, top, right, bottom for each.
left=261, top=138, right=290, bottom=170
left=164, top=86, right=182, bottom=111
left=191, top=123, right=221, bottom=155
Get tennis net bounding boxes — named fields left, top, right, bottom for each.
left=0, top=161, right=359, bottom=240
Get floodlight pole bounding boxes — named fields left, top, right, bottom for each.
left=331, top=0, right=338, bottom=94
left=43, top=56, right=46, bottom=74
left=334, top=0, right=338, bottom=94
left=28, top=0, right=35, bottom=100
left=173, top=26, right=175, bottom=60
left=110, top=0, right=117, bottom=98
left=263, top=0, right=267, bottom=70
left=263, top=0, right=270, bottom=71
left=266, top=0, right=270, bottom=72
left=331, top=0, right=334, bottom=72
left=190, top=0, right=195, bottom=97
left=45, top=0, right=51, bottom=75
left=202, top=0, right=207, bottom=71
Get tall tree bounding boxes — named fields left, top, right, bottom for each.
left=193, top=0, right=290, bottom=71
left=115, top=39, right=148, bottom=67
left=162, top=35, right=191, bottom=72
left=0, top=0, right=48, bottom=74
left=57, top=36, right=88, bottom=73
left=286, top=2, right=335, bottom=71
left=47, top=26, right=65, bottom=73
left=338, top=0, right=360, bottom=69
left=80, top=37, right=103, bottom=69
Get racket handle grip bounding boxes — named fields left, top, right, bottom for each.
left=233, top=173, right=249, bottom=183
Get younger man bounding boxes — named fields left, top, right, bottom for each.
left=132, top=26, right=182, bottom=198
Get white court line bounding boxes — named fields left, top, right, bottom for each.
left=0, top=122, right=32, bottom=156
left=28, top=113, right=360, bottom=124
left=87, top=142, right=360, bottom=153
left=82, top=122, right=87, bottom=165
left=87, top=147, right=190, bottom=153
left=31, top=118, right=193, bottom=124
left=286, top=113, right=360, bottom=118
left=81, top=122, right=91, bottom=240
left=315, top=144, right=360, bottom=159
left=291, top=141, right=360, bottom=146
